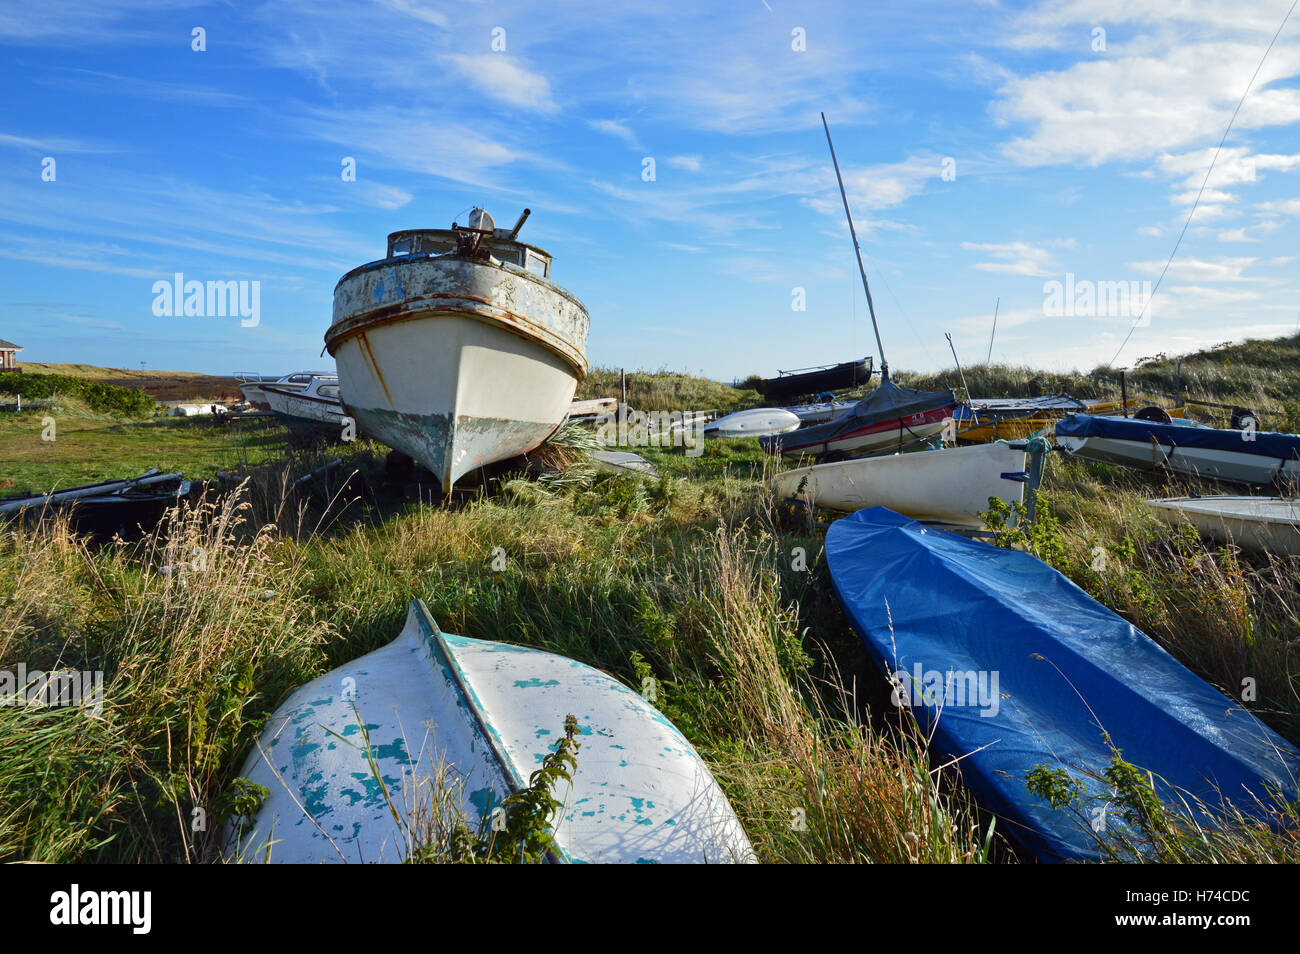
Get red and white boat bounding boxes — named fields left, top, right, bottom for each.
left=760, top=375, right=956, bottom=458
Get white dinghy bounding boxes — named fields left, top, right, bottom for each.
left=230, top=600, right=754, bottom=864
left=771, top=441, right=1028, bottom=528
left=1146, top=496, right=1300, bottom=556
left=704, top=407, right=801, bottom=438
left=590, top=449, right=659, bottom=477
left=326, top=209, right=589, bottom=493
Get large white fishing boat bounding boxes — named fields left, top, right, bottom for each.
left=325, top=209, right=590, bottom=492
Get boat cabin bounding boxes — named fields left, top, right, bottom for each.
left=385, top=208, right=553, bottom=278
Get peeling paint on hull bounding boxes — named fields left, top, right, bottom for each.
left=326, top=252, right=589, bottom=490
left=228, top=600, right=755, bottom=864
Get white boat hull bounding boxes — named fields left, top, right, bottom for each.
left=590, top=450, right=658, bottom=477
left=1057, top=433, right=1300, bottom=486
left=328, top=256, right=588, bottom=491
left=772, top=441, right=1027, bottom=527
left=705, top=407, right=801, bottom=438
left=786, top=400, right=855, bottom=424
left=264, top=386, right=344, bottom=438
left=230, top=600, right=754, bottom=864
left=1146, top=496, right=1300, bottom=555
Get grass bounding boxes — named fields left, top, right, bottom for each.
left=0, top=396, right=290, bottom=494
left=576, top=366, right=757, bottom=413
left=2, top=340, right=1298, bottom=864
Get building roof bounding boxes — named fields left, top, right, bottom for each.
left=0, top=339, right=21, bottom=351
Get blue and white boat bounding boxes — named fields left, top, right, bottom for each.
left=230, top=600, right=754, bottom=864
left=1056, top=413, right=1300, bottom=487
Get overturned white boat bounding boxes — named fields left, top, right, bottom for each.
left=771, top=441, right=1028, bottom=528
left=230, top=600, right=754, bottom=864
left=326, top=209, right=590, bottom=492
left=1146, top=496, right=1300, bottom=556
left=704, top=407, right=801, bottom=438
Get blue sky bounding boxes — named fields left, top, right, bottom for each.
left=1, top=0, right=1298, bottom=381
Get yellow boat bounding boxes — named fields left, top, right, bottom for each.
left=954, top=397, right=1185, bottom=444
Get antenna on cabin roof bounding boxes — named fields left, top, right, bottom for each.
left=822, top=111, right=888, bottom=378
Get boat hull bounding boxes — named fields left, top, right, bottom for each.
left=704, top=407, right=801, bottom=438
left=230, top=600, right=754, bottom=864
left=770, top=405, right=952, bottom=458
left=772, top=442, right=1026, bottom=527
left=328, top=256, right=589, bottom=491
left=1058, top=433, right=1300, bottom=486
left=826, top=507, right=1300, bottom=861
left=263, top=387, right=346, bottom=440
left=757, top=358, right=873, bottom=402
left=1056, top=414, right=1300, bottom=487
left=1146, top=496, right=1300, bottom=555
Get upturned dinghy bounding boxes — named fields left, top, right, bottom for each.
left=826, top=508, right=1300, bottom=862
left=704, top=407, right=801, bottom=438
left=326, top=209, right=589, bottom=493
left=772, top=441, right=1027, bottom=527
left=589, top=449, right=659, bottom=477
left=757, top=357, right=873, bottom=402
left=230, top=600, right=753, bottom=864
left=1146, top=495, right=1300, bottom=556
left=1056, top=414, right=1300, bottom=487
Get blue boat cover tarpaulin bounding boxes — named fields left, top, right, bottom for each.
left=1056, top=413, right=1300, bottom=462
left=826, top=507, right=1300, bottom=861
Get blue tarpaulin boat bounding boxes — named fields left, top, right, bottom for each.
left=826, top=507, right=1300, bottom=861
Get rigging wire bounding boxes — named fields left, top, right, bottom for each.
left=1108, top=0, right=1299, bottom=367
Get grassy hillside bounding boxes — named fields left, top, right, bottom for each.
left=16, top=363, right=242, bottom=402
left=2, top=335, right=1299, bottom=864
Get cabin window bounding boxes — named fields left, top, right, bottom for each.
left=525, top=251, right=549, bottom=277
left=390, top=238, right=413, bottom=256
left=318, top=385, right=340, bottom=398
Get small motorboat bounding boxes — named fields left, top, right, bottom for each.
left=1146, top=495, right=1300, bottom=555
left=704, top=407, right=801, bottom=439
left=756, top=357, right=873, bottom=402
left=263, top=373, right=348, bottom=441
left=1056, top=414, right=1300, bottom=487
left=759, top=374, right=957, bottom=459
left=326, top=208, right=590, bottom=494
left=772, top=441, right=1028, bottom=528
left=826, top=507, right=1300, bottom=862
left=230, top=600, right=754, bottom=864
left=0, top=469, right=190, bottom=541
left=235, top=371, right=332, bottom=412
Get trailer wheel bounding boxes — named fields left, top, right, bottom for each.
left=1134, top=405, right=1172, bottom=424
left=1230, top=407, right=1258, bottom=431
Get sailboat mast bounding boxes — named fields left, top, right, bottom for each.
left=822, top=111, right=887, bottom=376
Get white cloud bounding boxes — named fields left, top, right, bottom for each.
left=962, top=240, right=1070, bottom=276
left=667, top=155, right=702, bottom=172
left=1129, top=256, right=1260, bottom=282
left=587, top=120, right=642, bottom=151
left=442, top=54, right=557, bottom=114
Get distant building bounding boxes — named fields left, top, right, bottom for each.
left=0, top=339, right=20, bottom=371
